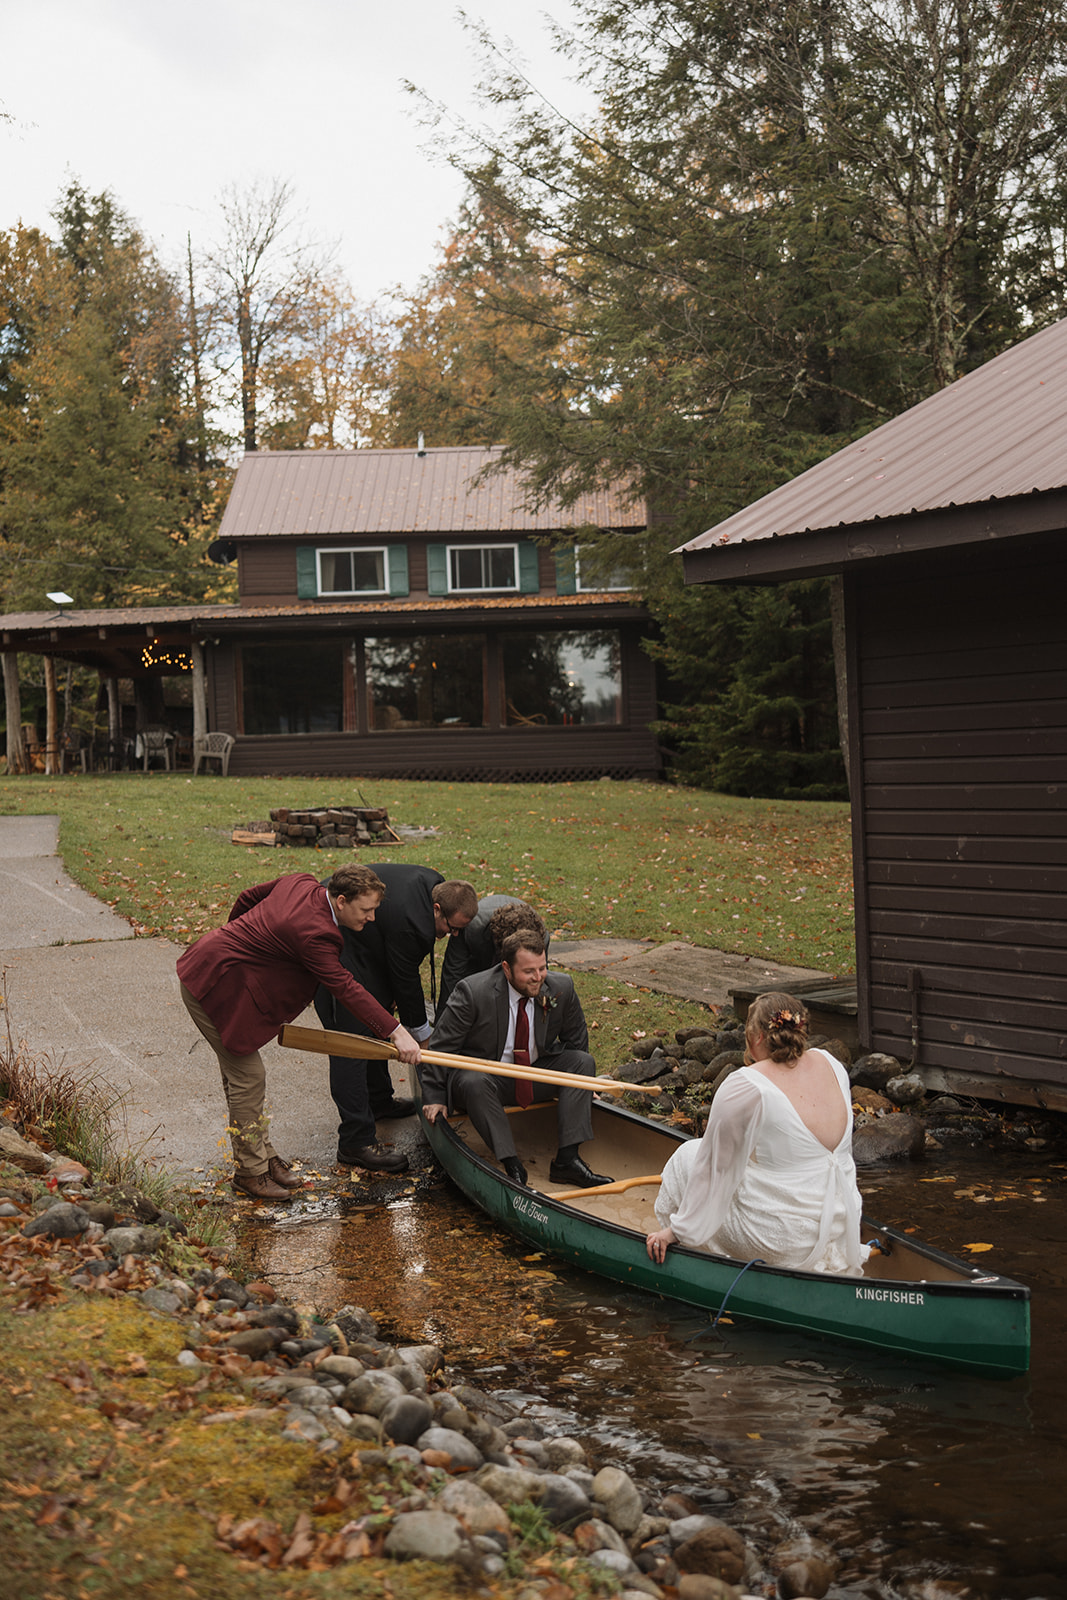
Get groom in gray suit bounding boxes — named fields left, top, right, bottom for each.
left=421, top=931, right=611, bottom=1190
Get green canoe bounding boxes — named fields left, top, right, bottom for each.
left=418, top=1095, right=1030, bottom=1377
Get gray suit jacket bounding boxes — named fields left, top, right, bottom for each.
left=422, top=965, right=589, bottom=1105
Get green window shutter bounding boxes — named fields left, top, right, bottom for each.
left=554, top=544, right=577, bottom=595
left=387, top=545, right=410, bottom=597
left=296, top=546, right=318, bottom=599
left=518, top=541, right=540, bottom=593
left=427, top=542, right=448, bottom=596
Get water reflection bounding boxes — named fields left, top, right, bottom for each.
left=241, top=1141, right=1067, bottom=1599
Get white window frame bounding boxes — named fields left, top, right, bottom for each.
left=575, top=546, right=632, bottom=593
left=317, top=546, right=389, bottom=597
left=447, top=543, right=519, bottom=593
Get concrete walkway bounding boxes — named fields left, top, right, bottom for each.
left=0, top=815, right=828, bottom=1180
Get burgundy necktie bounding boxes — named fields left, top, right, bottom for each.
left=513, top=999, right=534, bottom=1108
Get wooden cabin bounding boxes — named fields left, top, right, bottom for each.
left=679, top=319, right=1067, bottom=1112
left=1, top=446, right=663, bottom=783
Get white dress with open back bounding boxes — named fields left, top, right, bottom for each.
left=662, top=1052, right=868, bottom=1276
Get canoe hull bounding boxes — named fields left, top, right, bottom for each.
left=420, top=1099, right=1030, bottom=1377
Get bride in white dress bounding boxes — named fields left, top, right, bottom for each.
left=646, top=992, right=869, bottom=1277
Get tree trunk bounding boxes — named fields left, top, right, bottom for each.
left=44, top=655, right=59, bottom=775
left=191, top=640, right=207, bottom=744
left=106, top=677, right=120, bottom=768
left=3, top=653, right=26, bottom=774
left=829, top=575, right=850, bottom=798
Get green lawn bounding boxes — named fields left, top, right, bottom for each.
left=0, top=773, right=855, bottom=1056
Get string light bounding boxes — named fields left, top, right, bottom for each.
left=141, top=639, right=192, bottom=671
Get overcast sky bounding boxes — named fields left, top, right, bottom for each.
left=4, top=0, right=588, bottom=302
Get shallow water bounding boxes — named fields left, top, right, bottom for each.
left=243, top=1135, right=1067, bottom=1599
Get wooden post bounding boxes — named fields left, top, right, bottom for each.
left=43, top=655, right=58, bottom=775
left=106, top=677, right=120, bottom=768
left=191, top=640, right=207, bottom=744
left=2, top=652, right=25, bottom=774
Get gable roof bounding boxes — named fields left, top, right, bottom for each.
left=679, top=317, right=1067, bottom=582
left=219, top=445, right=644, bottom=540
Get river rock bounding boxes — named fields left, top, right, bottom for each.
left=435, top=1478, right=512, bottom=1538
left=332, top=1303, right=379, bottom=1340
left=850, top=1052, right=901, bottom=1092
left=538, top=1472, right=593, bottom=1524
left=593, top=1464, right=644, bottom=1533
left=384, top=1509, right=466, bottom=1562
left=588, top=1548, right=640, bottom=1579
left=23, top=1202, right=91, bottom=1238
left=852, top=1113, right=926, bottom=1165
left=510, top=1436, right=550, bottom=1467
left=416, top=1426, right=485, bottom=1470
left=102, top=1224, right=163, bottom=1255
left=885, top=1072, right=927, bottom=1106
left=243, top=1303, right=298, bottom=1331
left=315, top=1353, right=363, bottom=1378
left=678, top=1576, right=741, bottom=1600
left=451, top=1382, right=516, bottom=1422
left=661, top=1492, right=702, bottom=1519
left=574, top=1517, right=631, bottom=1556
left=676, top=1027, right=717, bottom=1045
left=778, top=1558, right=834, bottom=1598
left=210, top=1275, right=250, bottom=1307
left=342, top=1370, right=407, bottom=1415
left=474, top=1462, right=545, bottom=1506
left=851, top=1086, right=893, bottom=1112
left=0, top=1126, right=51, bottom=1174
left=285, top=1384, right=333, bottom=1411
left=281, top=1409, right=329, bottom=1442
left=631, top=1037, right=668, bottom=1060
left=224, top=1328, right=287, bottom=1359
left=618, top=1057, right=673, bottom=1084
left=674, top=1523, right=747, bottom=1585
left=544, top=1435, right=587, bottom=1469
left=380, top=1393, right=434, bottom=1445
left=140, top=1287, right=182, bottom=1314
left=395, top=1343, right=443, bottom=1373
left=687, top=1035, right=727, bottom=1064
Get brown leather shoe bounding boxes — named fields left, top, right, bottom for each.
left=267, top=1156, right=304, bottom=1190
left=232, top=1170, right=293, bottom=1200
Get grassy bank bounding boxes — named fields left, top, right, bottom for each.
left=0, top=774, right=854, bottom=973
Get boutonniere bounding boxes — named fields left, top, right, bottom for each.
left=536, top=986, right=558, bottom=1012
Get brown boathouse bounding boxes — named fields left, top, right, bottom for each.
left=680, top=318, right=1067, bottom=1113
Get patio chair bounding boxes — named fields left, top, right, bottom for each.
left=193, top=731, right=235, bottom=776
left=138, top=725, right=174, bottom=771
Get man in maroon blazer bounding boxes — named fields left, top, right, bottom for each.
left=177, top=864, right=420, bottom=1200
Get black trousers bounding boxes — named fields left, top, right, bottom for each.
left=313, top=988, right=395, bottom=1153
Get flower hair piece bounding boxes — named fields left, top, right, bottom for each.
left=768, top=1007, right=803, bottom=1030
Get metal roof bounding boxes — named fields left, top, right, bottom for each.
left=219, top=446, right=645, bottom=540
left=679, top=317, right=1067, bottom=556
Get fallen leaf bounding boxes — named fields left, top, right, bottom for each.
left=964, top=1242, right=994, bottom=1252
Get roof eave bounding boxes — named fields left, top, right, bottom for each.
left=682, top=488, right=1067, bottom=585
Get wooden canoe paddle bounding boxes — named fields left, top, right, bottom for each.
left=552, top=1173, right=665, bottom=1202
left=278, top=1023, right=665, bottom=1097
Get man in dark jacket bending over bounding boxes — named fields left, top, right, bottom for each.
left=315, top=864, right=476, bottom=1172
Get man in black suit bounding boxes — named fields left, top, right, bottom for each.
left=315, top=864, right=476, bottom=1172
left=437, top=896, right=548, bottom=1015
left=422, top=930, right=611, bottom=1190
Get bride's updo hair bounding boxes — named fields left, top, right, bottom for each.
left=746, top=992, right=810, bottom=1064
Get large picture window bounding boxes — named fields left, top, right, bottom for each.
left=365, top=633, right=486, bottom=729
left=318, top=548, right=387, bottom=595
left=503, top=630, right=622, bottom=725
left=242, top=641, right=343, bottom=734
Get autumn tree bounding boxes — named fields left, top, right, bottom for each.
left=200, top=178, right=330, bottom=453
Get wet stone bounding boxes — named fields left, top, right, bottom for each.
left=245, top=1304, right=299, bottom=1331
left=343, top=1370, right=408, bottom=1415
left=544, top=1435, right=587, bottom=1469
left=678, top=1577, right=740, bottom=1600
left=674, top=1523, right=747, bottom=1586
left=474, top=1462, right=545, bottom=1506
left=778, top=1557, right=834, bottom=1598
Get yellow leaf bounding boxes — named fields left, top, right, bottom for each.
left=746, top=1432, right=762, bottom=1439
left=964, top=1242, right=994, bottom=1252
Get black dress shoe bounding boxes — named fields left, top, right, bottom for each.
left=549, top=1155, right=612, bottom=1188
left=373, top=1097, right=417, bottom=1119
left=337, top=1142, right=410, bottom=1174
left=502, top=1156, right=529, bottom=1187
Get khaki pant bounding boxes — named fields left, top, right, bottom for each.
left=180, top=983, right=278, bottom=1176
